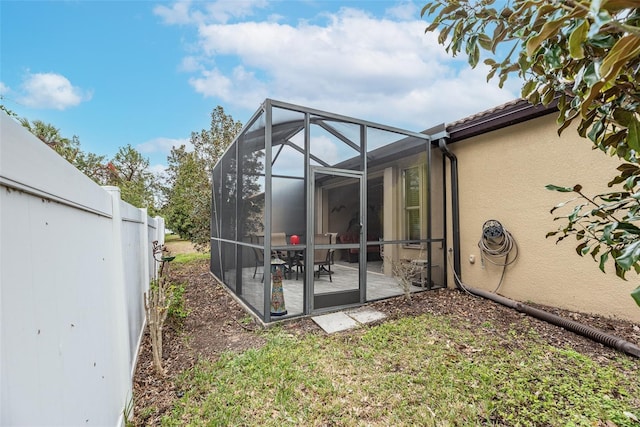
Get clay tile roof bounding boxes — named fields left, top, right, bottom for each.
left=445, top=98, right=558, bottom=143
left=447, top=98, right=528, bottom=128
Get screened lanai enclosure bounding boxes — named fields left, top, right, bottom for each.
left=211, top=99, right=448, bottom=322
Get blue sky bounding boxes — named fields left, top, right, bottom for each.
left=1, top=0, right=519, bottom=172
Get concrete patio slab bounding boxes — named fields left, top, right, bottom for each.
left=312, top=312, right=360, bottom=334
left=347, top=308, right=387, bottom=324
left=312, top=308, right=387, bottom=333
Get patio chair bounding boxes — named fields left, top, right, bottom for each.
left=252, top=248, right=265, bottom=280
left=249, top=235, right=265, bottom=280
left=312, top=233, right=334, bottom=282
left=271, top=232, right=288, bottom=258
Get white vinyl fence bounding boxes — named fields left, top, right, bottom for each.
left=0, top=112, right=164, bottom=426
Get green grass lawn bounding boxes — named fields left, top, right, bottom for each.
left=164, top=233, right=182, bottom=242
left=162, top=314, right=639, bottom=426
left=163, top=234, right=210, bottom=263
left=171, top=251, right=210, bottom=264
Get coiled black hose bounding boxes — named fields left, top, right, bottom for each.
left=478, top=220, right=518, bottom=293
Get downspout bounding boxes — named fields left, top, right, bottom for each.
left=438, top=138, right=462, bottom=288
left=438, top=139, right=640, bottom=359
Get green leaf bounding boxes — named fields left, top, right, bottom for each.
left=491, top=21, right=505, bottom=44
left=477, top=33, right=493, bottom=50
left=557, top=109, right=580, bottom=135
left=550, top=196, right=580, bottom=214
left=599, top=251, right=609, bottom=272
left=615, top=240, right=640, bottom=271
left=615, top=262, right=626, bottom=279
left=546, top=184, right=575, bottom=192
left=420, top=3, right=430, bottom=17
left=577, top=109, right=598, bottom=137
left=581, top=81, right=605, bottom=118
left=613, top=109, right=634, bottom=127
left=603, top=222, right=618, bottom=244
left=576, top=241, right=588, bottom=256
left=582, top=63, right=599, bottom=88
left=617, top=163, right=640, bottom=173
left=588, top=9, right=612, bottom=37
left=599, top=35, right=640, bottom=86
left=526, top=19, right=566, bottom=57
left=603, top=0, right=640, bottom=11
left=614, top=222, right=640, bottom=234
left=627, top=117, right=640, bottom=153
left=568, top=20, right=588, bottom=59
left=632, top=286, right=640, bottom=307
left=541, top=85, right=556, bottom=105
left=545, top=44, right=564, bottom=69
left=568, top=204, right=585, bottom=222
left=437, top=25, right=452, bottom=45
left=588, top=33, right=615, bottom=49
left=624, top=175, right=638, bottom=191
left=468, top=42, right=480, bottom=67
left=601, top=131, right=626, bottom=150
left=587, top=119, right=605, bottom=143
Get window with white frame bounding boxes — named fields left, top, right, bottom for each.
left=403, top=166, right=421, bottom=243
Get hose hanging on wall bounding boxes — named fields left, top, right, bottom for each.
left=439, top=139, right=639, bottom=358
left=478, top=220, right=518, bottom=293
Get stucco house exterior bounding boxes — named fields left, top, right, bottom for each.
left=444, top=99, right=640, bottom=324
left=209, top=98, right=640, bottom=324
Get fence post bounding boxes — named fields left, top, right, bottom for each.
left=102, top=186, right=133, bottom=425
left=140, top=208, right=150, bottom=293
left=132, top=207, right=150, bottom=387
left=154, top=216, right=165, bottom=278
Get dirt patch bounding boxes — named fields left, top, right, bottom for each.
left=132, top=259, right=640, bottom=425
left=163, top=238, right=199, bottom=255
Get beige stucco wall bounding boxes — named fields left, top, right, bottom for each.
left=448, top=113, right=640, bottom=323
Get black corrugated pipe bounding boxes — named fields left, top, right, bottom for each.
left=438, top=139, right=462, bottom=288
left=466, top=286, right=640, bottom=358
left=438, top=139, right=640, bottom=359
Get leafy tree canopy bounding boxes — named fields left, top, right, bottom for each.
left=191, top=105, right=243, bottom=176
left=162, top=106, right=241, bottom=249
left=108, top=144, right=158, bottom=213
left=422, top=0, right=640, bottom=305
left=18, top=118, right=81, bottom=163
left=15, top=115, right=159, bottom=214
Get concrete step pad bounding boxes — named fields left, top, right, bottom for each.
left=311, top=308, right=386, bottom=334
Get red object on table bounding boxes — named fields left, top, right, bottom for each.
left=290, top=235, right=300, bottom=245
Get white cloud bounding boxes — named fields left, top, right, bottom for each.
left=154, top=0, right=196, bottom=25
left=18, top=72, right=92, bottom=110
left=136, top=137, right=191, bottom=155
left=0, top=82, right=9, bottom=96
left=154, top=0, right=268, bottom=25
left=167, top=2, right=520, bottom=131
left=385, top=2, right=420, bottom=20
left=179, top=56, right=204, bottom=72
left=202, top=0, right=268, bottom=24
left=189, top=66, right=268, bottom=109
left=149, top=163, right=168, bottom=175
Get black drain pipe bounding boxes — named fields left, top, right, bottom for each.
left=467, top=286, right=640, bottom=358
left=438, top=139, right=640, bottom=359
left=438, top=138, right=461, bottom=287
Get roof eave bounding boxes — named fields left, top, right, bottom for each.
left=446, top=98, right=559, bottom=143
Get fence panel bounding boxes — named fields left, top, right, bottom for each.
left=121, top=201, right=147, bottom=369
left=0, top=112, right=163, bottom=426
